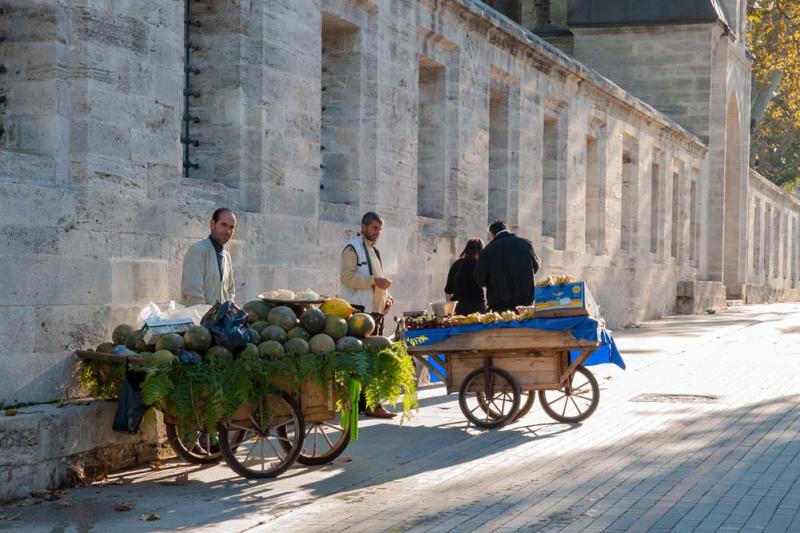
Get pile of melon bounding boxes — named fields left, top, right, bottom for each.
left=94, top=297, right=392, bottom=369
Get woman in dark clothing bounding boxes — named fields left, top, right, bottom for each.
left=445, top=238, right=487, bottom=315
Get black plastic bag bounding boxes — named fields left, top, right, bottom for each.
left=200, top=301, right=251, bottom=350
left=112, top=362, right=147, bottom=434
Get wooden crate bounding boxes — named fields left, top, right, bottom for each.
left=299, top=379, right=337, bottom=424
left=446, top=350, right=565, bottom=394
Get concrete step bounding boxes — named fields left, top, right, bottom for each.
left=726, top=299, right=744, bottom=307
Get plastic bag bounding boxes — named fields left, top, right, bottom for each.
left=136, top=301, right=210, bottom=327
left=200, top=301, right=251, bottom=350
left=112, top=362, right=147, bottom=434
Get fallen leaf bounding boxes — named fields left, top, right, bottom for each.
left=4, top=409, right=17, bottom=416
left=336, top=456, right=353, bottom=463
left=149, top=461, right=163, bottom=470
left=143, top=514, right=160, bottom=521
left=176, top=473, right=189, bottom=485
left=115, top=502, right=136, bottom=512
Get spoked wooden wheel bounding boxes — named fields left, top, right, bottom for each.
left=218, top=391, right=304, bottom=479
left=165, top=423, right=244, bottom=464
left=538, top=365, right=599, bottom=423
left=459, top=367, right=520, bottom=429
left=279, top=400, right=352, bottom=466
left=476, top=389, right=535, bottom=422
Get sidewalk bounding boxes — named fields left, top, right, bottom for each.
left=2, top=303, right=799, bottom=532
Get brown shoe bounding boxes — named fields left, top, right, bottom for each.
left=363, top=406, right=396, bottom=418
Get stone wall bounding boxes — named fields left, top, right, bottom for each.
left=0, top=0, right=792, bottom=406
left=746, top=170, right=800, bottom=303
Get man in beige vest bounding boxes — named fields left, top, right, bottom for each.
left=181, top=208, right=236, bottom=306
left=340, top=211, right=396, bottom=418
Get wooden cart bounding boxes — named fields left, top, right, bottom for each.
left=405, top=326, right=602, bottom=429
left=75, top=350, right=351, bottom=479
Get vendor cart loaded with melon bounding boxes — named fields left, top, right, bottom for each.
left=401, top=280, right=625, bottom=429
left=74, top=294, right=395, bottom=480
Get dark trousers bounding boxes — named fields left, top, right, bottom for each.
left=358, top=312, right=385, bottom=411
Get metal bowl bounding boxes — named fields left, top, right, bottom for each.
left=430, top=301, right=457, bottom=317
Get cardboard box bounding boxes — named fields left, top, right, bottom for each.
left=534, top=281, right=599, bottom=318
left=142, top=317, right=194, bottom=345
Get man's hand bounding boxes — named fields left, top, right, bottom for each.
left=383, top=295, right=394, bottom=315
left=373, top=277, right=392, bottom=290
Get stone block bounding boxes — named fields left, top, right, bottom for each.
left=34, top=305, right=110, bottom=353
left=676, top=280, right=726, bottom=315
left=110, top=259, right=169, bottom=305
left=0, top=350, right=80, bottom=406
left=0, top=307, right=37, bottom=355
left=0, top=255, right=111, bottom=306
left=0, top=151, right=57, bottom=185
left=0, top=183, right=74, bottom=228
left=73, top=191, right=167, bottom=236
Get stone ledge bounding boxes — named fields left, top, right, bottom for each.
left=0, top=399, right=165, bottom=503
left=676, top=280, right=726, bottom=315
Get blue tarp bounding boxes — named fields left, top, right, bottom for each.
left=406, top=315, right=626, bottom=370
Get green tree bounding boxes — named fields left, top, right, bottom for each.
left=748, top=0, right=800, bottom=191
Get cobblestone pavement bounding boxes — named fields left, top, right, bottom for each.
left=2, top=304, right=800, bottom=532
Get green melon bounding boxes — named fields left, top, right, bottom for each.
left=248, top=327, right=262, bottom=345
left=261, top=325, right=288, bottom=343
left=283, top=337, right=309, bottom=355
left=335, top=336, right=364, bottom=353
left=112, top=324, right=135, bottom=345
left=184, top=325, right=213, bottom=353
left=144, top=350, right=176, bottom=368
left=309, top=333, right=336, bottom=355
left=238, top=342, right=259, bottom=360
left=155, top=333, right=185, bottom=354
left=258, top=340, right=285, bottom=358
left=125, top=330, right=148, bottom=352
left=287, top=327, right=311, bottom=342
left=299, top=308, right=326, bottom=334
left=96, top=341, right=116, bottom=354
left=205, top=345, right=233, bottom=364
left=268, top=306, right=299, bottom=330
left=243, top=300, right=273, bottom=322
left=347, top=313, right=376, bottom=338
left=363, top=336, right=393, bottom=350
left=251, top=320, right=270, bottom=334
left=323, top=316, right=349, bottom=340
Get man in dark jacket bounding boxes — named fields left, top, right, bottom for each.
left=473, top=220, right=540, bottom=312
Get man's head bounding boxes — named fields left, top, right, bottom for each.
left=210, top=208, right=236, bottom=246
left=360, top=211, right=384, bottom=242
left=488, top=220, right=507, bottom=239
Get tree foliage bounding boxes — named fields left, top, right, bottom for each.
left=748, top=0, right=800, bottom=190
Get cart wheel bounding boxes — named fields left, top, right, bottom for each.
left=538, top=365, right=599, bottom=423
left=476, top=390, right=535, bottom=422
left=514, top=391, right=537, bottom=421
left=279, top=402, right=352, bottom=466
left=217, top=391, right=304, bottom=479
left=459, top=367, right=520, bottom=429
left=166, top=423, right=222, bottom=464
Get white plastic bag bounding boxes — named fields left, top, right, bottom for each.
left=136, top=302, right=164, bottom=328
left=162, top=302, right=211, bottom=326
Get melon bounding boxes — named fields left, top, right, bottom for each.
left=250, top=320, right=270, bottom=334
left=363, top=336, right=393, bottom=350
left=243, top=300, right=273, bottom=322
left=336, top=336, right=364, bottom=353
left=144, top=350, right=176, bottom=368
left=96, top=341, right=116, bottom=354
left=323, top=316, right=348, bottom=340
left=309, top=333, right=336, bottom=355
left=287, top=327, right=311, bottom=341
left=268, top=306, right=299, bottom=330
left=283, top=337, right=309, bottom=355
left=178, top=350, right=203, bottom=365
left=155, top=333, right=185, bottom=354
left=125, top=330, right=149, bottom=353
left=248, top=327, right=262, bottom=345
left=238, top=343, right=259, bottom=360
left=299, top=308, right=326, bottom=334
left=261, top=325, right=288, bottom=343
left=205, top=345, right=233, bottom=364
left=347, top=313, right=376, bottom=338
left=258, top=340, right=285, bottom=358
left=320, top=298, right=357, bottom=319
left=112, top=324, right=135, bottom=345
left=184, top=325, right=212, bottom=353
